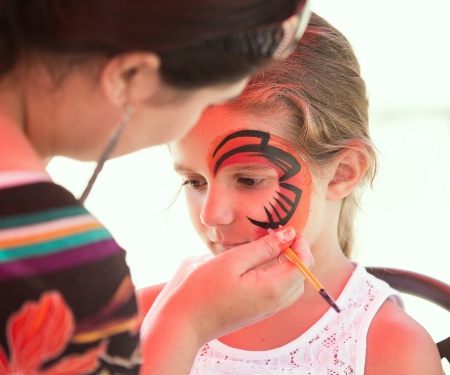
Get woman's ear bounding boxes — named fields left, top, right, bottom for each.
left=100, top=52, right=161, bottom=107
left=326, top=148, right=369, bottom=200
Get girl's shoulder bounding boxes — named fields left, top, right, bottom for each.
left=365, top=298, right=443, bottom=375
left=136, top=282, right=166, bottom=317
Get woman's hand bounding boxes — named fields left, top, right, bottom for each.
left=140, top=226, right=313, bottom=374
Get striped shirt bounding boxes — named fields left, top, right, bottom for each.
left=0, top=182, right=141, bottom=374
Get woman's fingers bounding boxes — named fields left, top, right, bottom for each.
left=141, top=230, right=314, bottom=351
left=173, top=228, right=313, bottom=344
left=289, top=234, right=315, bottom=270
left=224, top=226, right=297, bottom=272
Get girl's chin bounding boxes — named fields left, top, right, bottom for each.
left=208, top=241, right=250, bottom=255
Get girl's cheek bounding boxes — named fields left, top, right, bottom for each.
left=249, top=191, right=281, bottom=240
left=254, top=227, right=270, bottom=240
left=285, top=169, right=313, bottom=234
left=252, top=169, right=313, bottom=239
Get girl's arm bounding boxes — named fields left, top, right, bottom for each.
left=366, top=299, right=444, bottom=375
left=136, top=283, right=166, bottom=324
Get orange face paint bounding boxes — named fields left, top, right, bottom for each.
left=209, top=129, right=313, bottom=237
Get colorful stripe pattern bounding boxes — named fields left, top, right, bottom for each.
left=0, top=182, right=141, bottom=373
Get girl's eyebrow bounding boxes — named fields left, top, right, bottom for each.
left=174, top=162, right=277, bottom=175
left=173, top=163, right=194, bottom=174
left=223, top=164, right=276, bottom=173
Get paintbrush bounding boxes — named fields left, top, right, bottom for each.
left=268, top=228, right=341, bottom=313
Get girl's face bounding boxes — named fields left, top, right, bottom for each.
left=171, top=106, right=314, bottom=256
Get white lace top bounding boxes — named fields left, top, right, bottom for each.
left=190, top=264, right=402, bottom=375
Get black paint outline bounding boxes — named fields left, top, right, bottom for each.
left=212, top=130, right=302, bottom=230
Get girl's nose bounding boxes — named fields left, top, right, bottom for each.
left=200, top=187, right=235, bottom=228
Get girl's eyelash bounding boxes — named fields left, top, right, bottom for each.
left=180, top=174, right=271, bottom=190
left=181, top=179, right=195, bottom=186
left=181, top=179, right=206, bottom=189
left=237, top=177, right=266, bottom=189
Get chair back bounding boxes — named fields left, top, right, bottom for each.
left=366, top=267, right=450, bottom=362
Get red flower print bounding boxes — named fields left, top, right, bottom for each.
left=0, top=291, right=107, bottom=375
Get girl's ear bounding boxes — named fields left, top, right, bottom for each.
left=326, top=148, right=369, bottom=200
left=100, top=52, right=161, bottom=107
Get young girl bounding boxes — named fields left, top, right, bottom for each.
left=146, top=12, right=443, bottom=374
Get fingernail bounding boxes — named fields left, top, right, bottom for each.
left=277, top=253, right=287, bottom=264
left=274, top=227, right=296, bottom=242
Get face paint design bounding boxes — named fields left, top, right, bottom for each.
left=210, top=129, right=312, bottom=233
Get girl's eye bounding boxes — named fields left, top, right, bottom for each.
left=182, top=179, right=206, bottom=189
left=237, top=177, right=265, bottom=188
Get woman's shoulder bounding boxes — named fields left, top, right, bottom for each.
left=365, top=298, right=443, bottom=375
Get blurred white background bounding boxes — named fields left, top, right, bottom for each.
left=47, top=0, right=450, bottom=369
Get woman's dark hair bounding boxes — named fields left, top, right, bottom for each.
left=0, top=0, right=304, bottom=88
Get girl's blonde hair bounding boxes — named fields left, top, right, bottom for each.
left=229, top=12, right=377, bottom=257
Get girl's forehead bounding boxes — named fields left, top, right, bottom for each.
left=173, top=105, right=296, bottom=168
left=200, top=105, right=271, bottom=132
left=196, top=107, right=292, bottom=147
left=207, top=128, right=296, bottom=163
